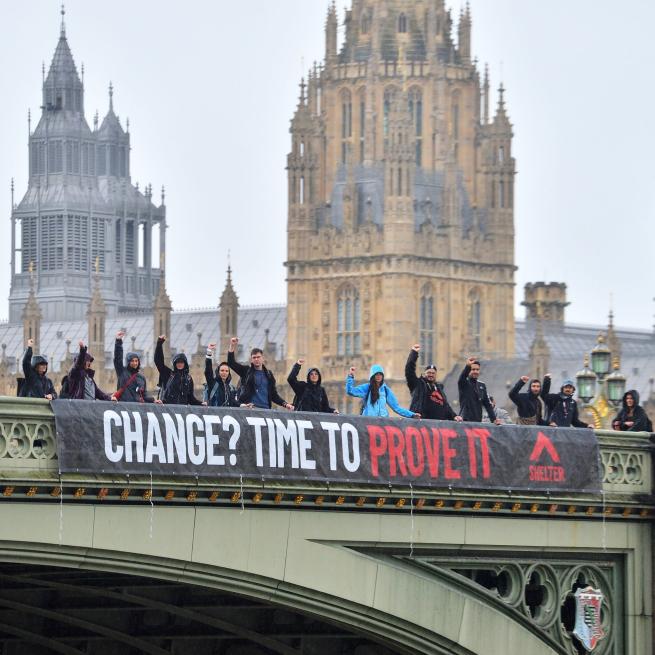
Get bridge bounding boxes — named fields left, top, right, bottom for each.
left=0, top=398, right=652, bottom=655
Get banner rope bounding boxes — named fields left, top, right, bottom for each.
left=58, top=471, right=63, bottom=546
left=239, top=474, right=245, bottom=514
left=149, top=472, right=154, bottom=540
left=601, top=489, right=607, bottom=552
left=409, top=482, right=414, bottom=559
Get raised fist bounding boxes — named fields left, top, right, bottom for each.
left=520, top=376, right=530, bottom=383
left=349, top=366, right=356, bottom=375
left=158, top=335, right=166, bottom=342
left=208, top=342, right=216, bottom=351
left=466, top=357, right=478, bottom=366
left=27, top=338, right=34, bottom=347
left=79, top=340, right=85, bottom=348
left=116, top=330, right=125, bottom=340
left=412, top=344, right=420, bottom=352
left=297, top=358, right=305, bottom=366
left=230, top=337, right=239, bottom=345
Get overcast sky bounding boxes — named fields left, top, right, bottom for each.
left=1, top=1, right=653, bottom=331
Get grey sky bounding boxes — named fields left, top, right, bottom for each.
left=1, top=0, right=653, bottom=331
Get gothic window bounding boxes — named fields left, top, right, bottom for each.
left=299, top=176, right=305, bottom=204
left=125, top=221, right=135, bottom=266
left=337, top=286, right=361, bottom=357
left=361, top=11, right=371, bottom=34
left=408, top=87, right=423, bottom=166
left=81, top=142, right=88, bottom=175
left=498, top=145, right=505, bottom=163
left=30, top=143, right=38, bottom=175
left=499, top=179, right=505, bottom=208
left=341, top=90, right=352, bottom=164
left=115, top=220, right=122, bottom=264
left=67, top=214, right=89, bottom=271
left=467, top=289, right=482, bottom=352
left=359, top=92, right=366, bottom=162
left=490, top=178, right=496, bottom=208
left=40, top=214, right=63, bottom=271
left=299, top=140, right=305, bottom=156
left=398, top=13, right=407, bottom=33
left=91, top=217, right=106, bottom=272
left=21, top=217, right=37, bottom=272
left=110, top=145, right=118, bottom=176
left=89, top=144, right=96, bottom=176
left=420, top=285, right=434, bottom=366
left=119, top=146, right=127, bottom=177
left=38, top=143, right=46, bottom=175
left=97, top=145, right=106, bottom=175
left=383, top=87, right=398, bottom=140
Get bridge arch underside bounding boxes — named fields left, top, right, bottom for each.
left=0, top=505, right=650, bottom=655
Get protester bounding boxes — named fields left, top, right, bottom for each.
left=541, top=376, right=590, bottom=428
left=287, top=359, right=337, bottom=414
left=227, top=337, right=293, bottom=410
left=112, top=331, right=156, bottom=403
left=405, top=344, right=461, bottom=421
left=154, top=335, right=202, bottom=405
left=346, top=364, right=419, bottom=418
left=509, top=376, right=547, bottom=425
left=66, top=340, right=111, bottom=401
left=19, top=338, right=56, bottom=400
left=457, top=357, right=500, bottom=424
left=205, top=343, right=239, bottom=407
left=483, top=397, right=513, bottom=424
left=612, top=390, right=652, bottom=432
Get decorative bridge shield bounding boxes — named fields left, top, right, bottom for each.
left=573, top=586, right=605, bottom=651
left=52, top=401, right=602, bottom=493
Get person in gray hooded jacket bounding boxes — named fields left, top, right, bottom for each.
left=112, top=331, right=156, bottom=403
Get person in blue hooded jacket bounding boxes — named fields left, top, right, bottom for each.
left=346, top=365, right=420, bottom=418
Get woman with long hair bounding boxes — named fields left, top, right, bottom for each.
left=346, top=364, right=419, bottom=418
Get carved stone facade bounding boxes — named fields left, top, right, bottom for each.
left=286, top=0, right=516, bottom=406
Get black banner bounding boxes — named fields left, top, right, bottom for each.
left=52, top=400, right=602, bottom=493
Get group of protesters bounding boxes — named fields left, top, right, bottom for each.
left=18, top=335, right=652, bottom=433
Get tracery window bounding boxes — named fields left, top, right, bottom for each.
left=420, top=284, right=434, bottom=366
left=337, top=286, right=361, bottom=357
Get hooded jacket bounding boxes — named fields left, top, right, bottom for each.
left=346, top=365, right=414, bottom=418
left=405, top=349, right=457, bottom=420
left=113, top=338, right=154, bottom=403
left=457, top=364, right=496, bottom=423
left=509, top=378, right=547, bottom=425
left=205, top=357, right=239, bottom=407
left=541, top=377, right=588, bottom=428
left=155, top=338, right=202, bottom=406
left=67, top=345, right=111, bottom=401
left=612, top=390, right=652, bottom=432
left=287, top=363, right=335, bottom=413
left=227, top=350, right=287, bottom=408
left=19, top=347, right=57, bottom=399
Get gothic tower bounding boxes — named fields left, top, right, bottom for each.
left=286, top=0, right=516, bottom=405
left=219, top=266, right=239, bottom=357
left=8, top=8, right=167, bottom=322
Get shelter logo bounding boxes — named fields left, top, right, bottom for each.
left=573, top=586, right=605, bottom=651
left=528, top=431, right=565, bottom=483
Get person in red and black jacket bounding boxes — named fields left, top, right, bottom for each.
left=67, top=340, right=111, bottom=401
left=405, top=344, right=461, bottom=421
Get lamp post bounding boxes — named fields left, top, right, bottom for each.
left=575, top=334, right=626, bottom=429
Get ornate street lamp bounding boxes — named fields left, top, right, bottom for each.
left=606, top=358, right=627, bottom=406
left=575, top=356, right=596, bottom=404
left=590, top=334, right=611, bottom=379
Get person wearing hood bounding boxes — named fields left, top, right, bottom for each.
left=612, top=390, right=652, bottom=432
left=19, top=338, right=57, bottom=400
left=67, top=340, right=111, bottom=401
left=541, top=375, right=590, bottom=428
left=111, top=330, right=156, bottom=403
left=227, top=337, right=293, bottom=410
left=405, top=344, right=461, bottom=421
left=346, top=364, right=419, bottom=418
left=458, top=357, right=500, bottom=424
left=205, top=343, right=239, bottom=407
left=509, top=376, right=547, bottom=426
left=287, top=359, right=337, bottom=414
left=155, top=335, right=202, bottom=406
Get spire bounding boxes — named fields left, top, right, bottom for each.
left=299, top=77, right=306, bottom=106
left=88, top=258, right=107, bottom=362
left=10, top=178, right=14, bottom=210
left=23, top=263, right=42, bottom=353
left=607, top=304, right=621, bottom=365
left=483, top=63, right=490, bottom=124
left=219, top=262, right=239, bottom=356
left=153, top=256, right=172, bottom=359
left=108, top=81, right=114, bottom=112
left=325, top=1, right=338, bottom=66
left=60, top=3, right=66, bottom=38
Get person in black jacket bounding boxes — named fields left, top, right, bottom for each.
left=20, top=338, right=57, bottom=400
left=287, top=359, right=337, bottom=414
left=112, top=331, right=156, bottom=403
left=509, top=376, right=547, bottom=426
left=541, top=376, right=590, bottom=428
left=457, top=357, right=500, bottom=424
left=612, top=390, right=652, bottom=432
left=67, top=341, right=111, bottom=401
left=155, top=335, right=202, bottom=406
left=405, top=345, right=461, bottom=421
left=227, top=337, right=293, bottom=410
left=205, top=343, right=239, bottom=407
